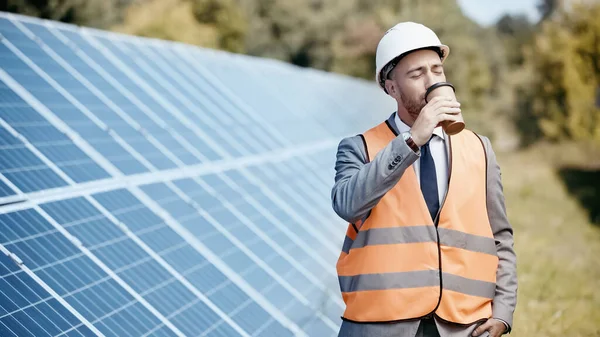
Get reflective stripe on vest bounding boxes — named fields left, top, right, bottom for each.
left=336, top=121, right=498, bottom=324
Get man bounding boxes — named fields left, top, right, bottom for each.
left=331, top=22, right=517, bottom=337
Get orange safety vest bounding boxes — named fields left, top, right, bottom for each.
left=336, top=120, right=499, bottom=324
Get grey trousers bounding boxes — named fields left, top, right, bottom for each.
left=337, top=318, right=439, bottom=337
left=337, top=318, right=492, bottom=337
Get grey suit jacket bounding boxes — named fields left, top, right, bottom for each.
left=331, top=112, right=517, bottom=337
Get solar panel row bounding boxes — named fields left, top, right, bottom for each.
left=0, top=11, right=393, bottom=337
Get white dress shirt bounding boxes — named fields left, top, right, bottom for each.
left=395, top=113, right=448, bottom=205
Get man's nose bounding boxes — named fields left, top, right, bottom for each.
left=424, top=71, right=437, bottom=89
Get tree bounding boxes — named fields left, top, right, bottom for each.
left=113, top=0, right=246, bottom=53
left=537, top=0, right=561, bottom=21
left=496, top=14, right=535, bottom=66
left=1, top=0, right=127, bottom=28
left=191, top=0, right=247, bottom=53
left=526, top=1, right=600, bottom=142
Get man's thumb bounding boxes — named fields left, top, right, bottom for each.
left=472, top=322, right=490, bottom=336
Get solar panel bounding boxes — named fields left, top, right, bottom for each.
left=0, top=10, right=394, bottom=337
left=0, top=245, right=98, bottom=337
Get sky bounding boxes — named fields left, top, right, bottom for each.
left=457, top=0, right=542, bottom=26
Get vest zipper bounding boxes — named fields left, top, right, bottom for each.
left=425, top=135, right=452, bottom=319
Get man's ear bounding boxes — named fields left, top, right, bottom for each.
left=385, top=79, right=398, bottom=99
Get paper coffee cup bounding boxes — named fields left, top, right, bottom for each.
left=424, top=82, right=465, bottom=135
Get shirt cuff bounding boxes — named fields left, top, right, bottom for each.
left=493, top=318, right=510, bottom=334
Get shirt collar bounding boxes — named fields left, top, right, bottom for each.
left=394, top=112, right=445, bottom=140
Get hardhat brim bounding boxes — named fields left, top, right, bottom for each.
left=377, top=44, right=450, bottom=91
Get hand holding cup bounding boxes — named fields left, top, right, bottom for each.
left=424, top=82, right=465, bottom=135
left=410, top=82, right=464, bottom=147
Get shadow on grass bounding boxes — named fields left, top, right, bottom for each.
left=558, top=167, right=600, bottom=225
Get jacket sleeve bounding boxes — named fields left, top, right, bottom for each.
left=330, top=134, right=419, bottom=224
left=481, top=136, right=518, bottom=332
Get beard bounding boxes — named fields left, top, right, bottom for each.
left=400, top=90, right=426, bottom=120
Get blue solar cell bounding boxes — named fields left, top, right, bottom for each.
left=203, top=322, right=243, bottom=337
left=0, top=30, right=145, bottom=176
left=264, top=66, right=354, bottom=139
left=92, top=37, right=224, bottom=162
left=217, top=169, right=336, bottom=260
left=91, top=188, right=292, bottom=336
left=143, top=45, right=271, bottom=157
left=147, top=47, right=249, bottom=125
left=0, top=251, right=96, bottom=337
left=172, top=178, right=222, bottom=210
left=0, top=89, right=111, bottom=183
left=0, top=122, right=68, bottom=193
left=140, top=42, right=282, bottom=156
left=228, top=164, right=345, bottom=323
left=39, top=197, right=245, bottom=337
left=140, top=182, right=334, bottom=334
left=245, top=164, right=340, bottom=235
left=47, top=28, right=202, bottom=167
left=3, top=21, right=178, bottom=172
left=0, top=209, right=177, bottom=337
left=238, top=123, right=282, bottom=153
left=186, top=50, right=330, bottom=145
left=0, top=182, right=16, bottom=199
left=257, top=320, right=298, bottom=337
left=303, top=318, right=339, bottom=337
left=192, top=174, right=338, bottom=310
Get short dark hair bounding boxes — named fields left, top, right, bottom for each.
left=379, top=46, right=444, bottom=90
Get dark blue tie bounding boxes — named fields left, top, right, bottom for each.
left=420, top=137, right=439, bottom=221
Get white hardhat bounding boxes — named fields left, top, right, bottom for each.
left=375, top=22, right=449, bottom=92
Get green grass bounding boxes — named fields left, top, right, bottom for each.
left=497, top=144, right=600, bottom=336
